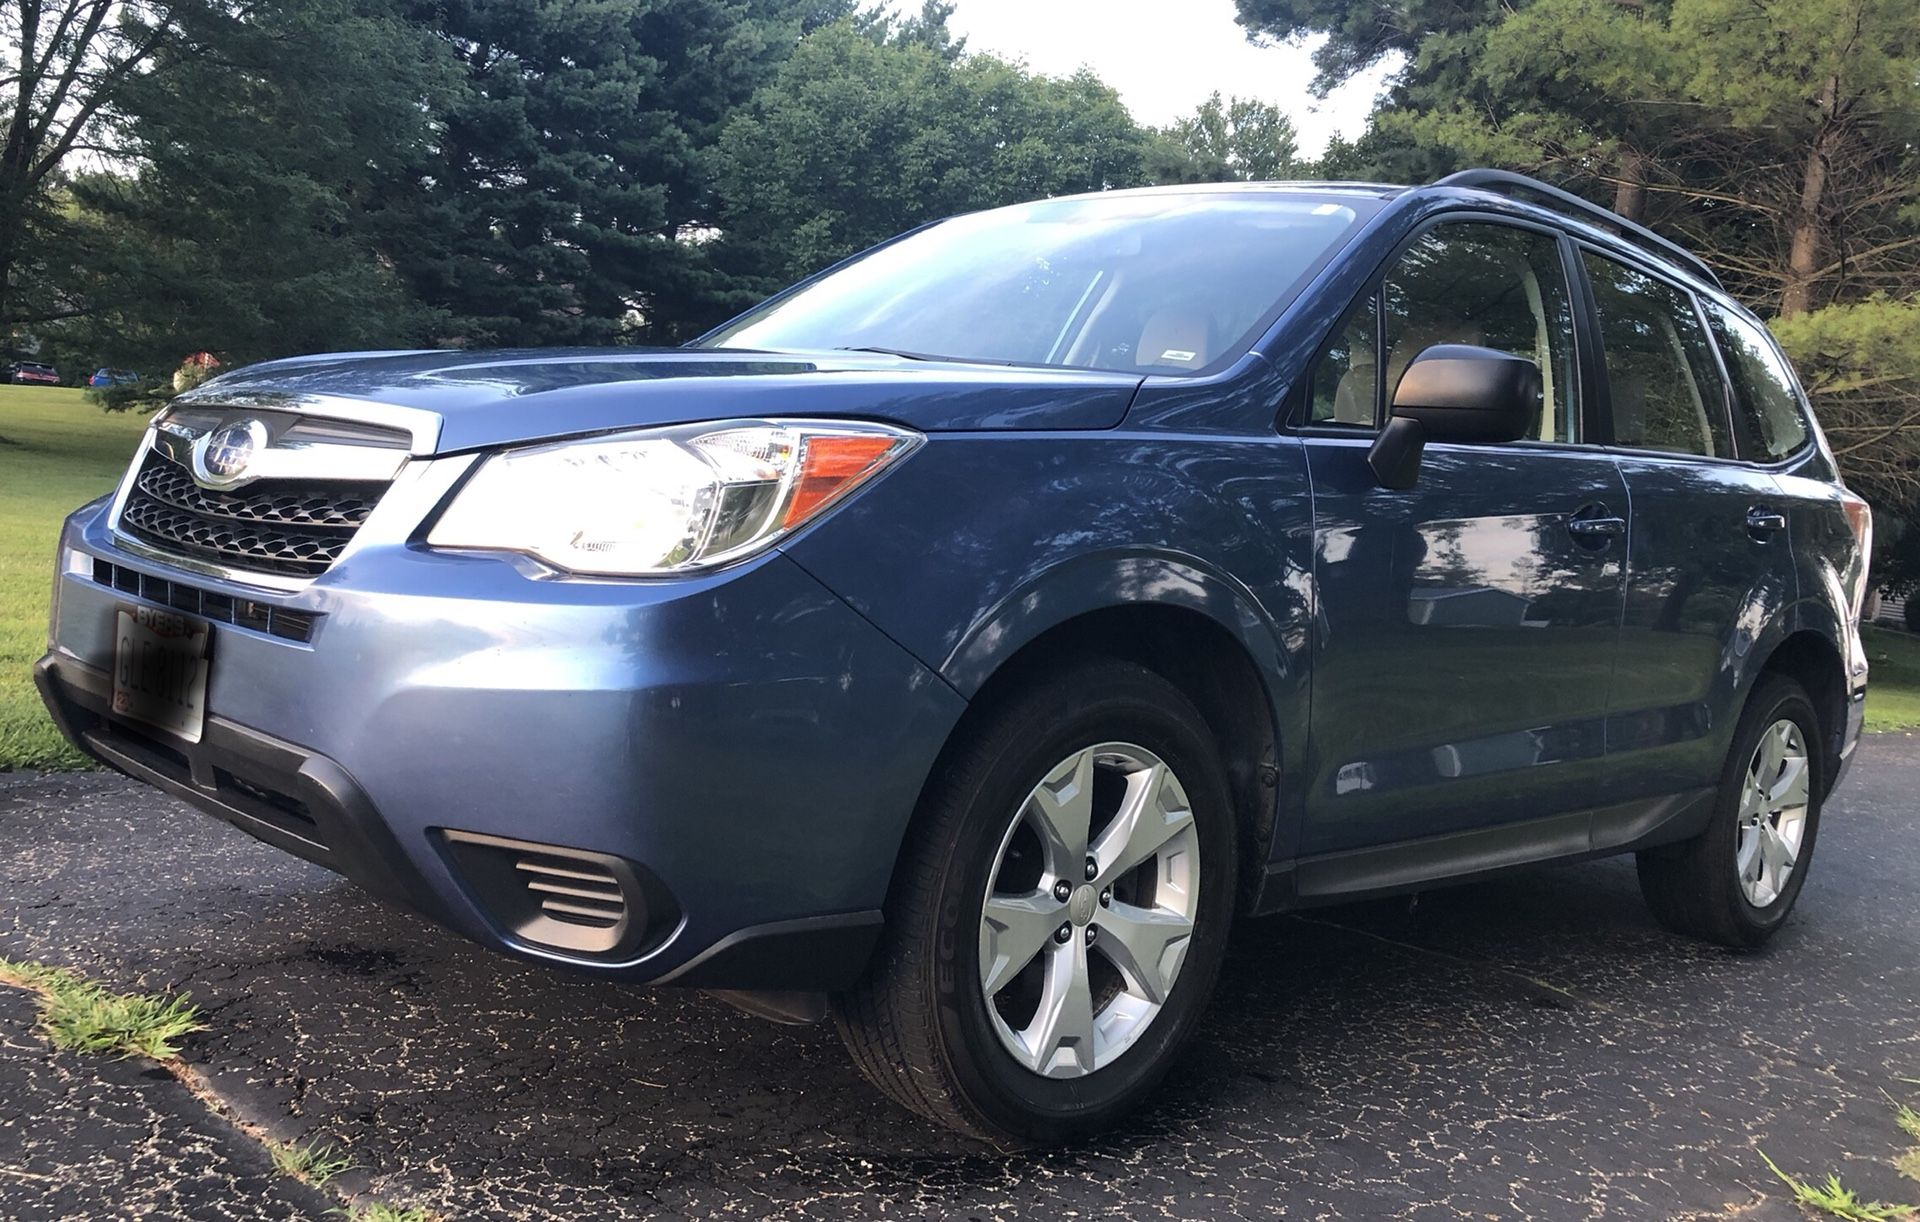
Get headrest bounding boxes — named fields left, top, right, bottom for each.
left=1137, top=310, right=1209, bottom=370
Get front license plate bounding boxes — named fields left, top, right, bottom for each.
left=111, top=605, right=210, bottom=744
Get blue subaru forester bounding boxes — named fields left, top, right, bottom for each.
left=38, top=170, right=1870, bottom=1145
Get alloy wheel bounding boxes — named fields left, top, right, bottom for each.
left=1736, top=718, right=1811, bottom=908
left=977, top=742, right=1200, bottom=1078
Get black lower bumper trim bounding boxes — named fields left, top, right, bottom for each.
left=657, top=911, right=883, bottom=990
left=35, top=654, right=425, bottom=912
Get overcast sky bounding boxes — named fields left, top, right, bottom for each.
left=887, top=0, right=1397, bottom=157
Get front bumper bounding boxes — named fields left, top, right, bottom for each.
left=39, top=500, right=966, bottom=988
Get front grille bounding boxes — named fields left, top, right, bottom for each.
left=115, top=429, right=397, bottom=579
left=135, top=457, right=384, bottom=528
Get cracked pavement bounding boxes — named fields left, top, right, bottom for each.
left=2, top=737, right=1918, bottom=1219
left=0, top=986, right=332, bottom=1221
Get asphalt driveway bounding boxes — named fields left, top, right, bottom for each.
left=3, top=737, right=1919, bottom=1220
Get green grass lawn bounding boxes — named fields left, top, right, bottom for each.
left=0, top=385, right=152, bottom=769
left=1862, top=624, right=1920, bottom=734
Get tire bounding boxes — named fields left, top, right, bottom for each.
left=1636, top=674, right=1824, bottom=948
left=832, top=658, right=1238, bottom=1147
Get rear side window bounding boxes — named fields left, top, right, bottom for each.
left=1583, top=252, right=1732, bottom=457
left=1702, top=303, right=1811, bottom=461
left=1308, top=222, right=1579, bottom=439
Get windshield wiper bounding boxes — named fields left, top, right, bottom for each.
left=833, top=345, right=1019, bottom=367
left=834, top=345, right=941, bottom=361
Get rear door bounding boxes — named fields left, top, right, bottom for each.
left=1579, top=250, right=1796, bottom=814
left=1703, top=298, right=1869, bottom=755
left=1298, top=218, right=1630, bottom=857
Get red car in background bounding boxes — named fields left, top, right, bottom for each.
left=7, top=361, right=59, bottom=384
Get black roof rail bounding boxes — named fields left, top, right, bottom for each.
left=1431, top=168, right=1723, bottom=290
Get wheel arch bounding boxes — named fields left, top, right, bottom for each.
left=918, top=569, right=1294, bottom=916
left=1756, top=628, right=1847, bottom=796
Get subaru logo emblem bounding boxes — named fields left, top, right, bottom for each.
left=191, top=419, right=268, bottom=488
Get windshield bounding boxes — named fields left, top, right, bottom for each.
left=698, top=192, right=1373, bottom=375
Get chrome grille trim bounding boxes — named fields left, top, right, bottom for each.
left=168, top=387, right=443, bottom=454
left=107, top=397, right=432, bottom=585
left=147, top=412, right=410, bottom=489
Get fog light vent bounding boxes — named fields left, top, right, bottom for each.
left=514, top=853, right=625, bottom=929
left=437, top=829, right=678, bottom=961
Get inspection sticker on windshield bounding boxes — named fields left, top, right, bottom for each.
left=112, top=605, right=210, bottom=744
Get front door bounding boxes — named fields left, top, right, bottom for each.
left=1298, top=219, right=1629, bottom=857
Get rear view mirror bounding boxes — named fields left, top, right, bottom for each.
left=1367, top=345, right=1542, bottom=489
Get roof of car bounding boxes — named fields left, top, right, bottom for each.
left=1047, top=172, right=1726, bottom=300
left=1066, top=180, right=1407, bottom=203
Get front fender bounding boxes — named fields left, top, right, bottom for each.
left=782, top=430, right=1316, bottom=866
left=939, top=548, right=1286, bottom=695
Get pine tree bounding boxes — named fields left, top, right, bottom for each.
left=387, top=0, right=834, bottom=345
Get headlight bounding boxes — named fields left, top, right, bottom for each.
left=426, top=419, right=920, bottom=576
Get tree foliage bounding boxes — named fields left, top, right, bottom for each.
left=63, top=0, right=453, bottom=371
left=1239, top=0, right=1920, bottom=529
left=1773, top=298, right=1920, bottom=517
left=0, top=0, right=220, bottom=332
left=709, top=12, right=1152, bottom=288
left=26, top=0, right=1181, bottom=361
left=1159, top=92, right=1302, bottom=182
left=389, top=0, right=833, bottom=345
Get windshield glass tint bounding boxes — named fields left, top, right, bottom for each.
left=700, top=193, right=1368, bottom=374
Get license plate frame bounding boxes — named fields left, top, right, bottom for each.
left=111, top=604, right=211, bottom=744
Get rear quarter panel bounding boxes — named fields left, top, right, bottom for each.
left=1774, top=448, right=1871, bottom=744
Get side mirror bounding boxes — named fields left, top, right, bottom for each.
left=1367, top=344, right=1543, bottom=489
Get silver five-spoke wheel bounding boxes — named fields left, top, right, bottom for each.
left=978, top=742, right=1199, bottom=1078
left=1737, top=717, right=1811, bottom=908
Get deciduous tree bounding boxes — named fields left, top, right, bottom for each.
left=1161, top=92, right=1303, bottom=182
left=710, top=13, right=1152, bottom=289
left=0, top=0, right=215, bottom=336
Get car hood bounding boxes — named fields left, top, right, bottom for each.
left=192, top=347, right=1144, bottom=453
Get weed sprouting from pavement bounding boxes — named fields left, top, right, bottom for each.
left=1760, top=1150, right=1914, bottom=1221
left=1895, top=1098, right=1920, bottom=1143
left=0, top=957, right=203, bottom=1059
left=1891, top=1089, right=1920, bottom=1187
left=0, top=956, right=436, bottom=1216
left=1898, top=1150, right=1920, bottom=1185
left=342, top=1204, right=438, bottom=1222
left=269, top=1137, right=354, bottom=1188
left=1883, top=1090, right=1920, bottom=1187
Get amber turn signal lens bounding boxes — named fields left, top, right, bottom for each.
left=783, top=435, right=902, bottom=529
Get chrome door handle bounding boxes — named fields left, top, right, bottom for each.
left=1747, top=507, right=1788, bottom=537
left=1567, top=514, right=1626, bottom=540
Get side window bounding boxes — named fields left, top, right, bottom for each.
left=1384, top=226, right=1579, bottom=442
left=1306, top=222, right=1578, bottom=438
left=1582, top=253, right=1733, bottom=457
left=1307, top=294, right=1379, bottom=425
left=1702, top=303, right=1811, bottom=461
